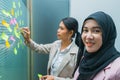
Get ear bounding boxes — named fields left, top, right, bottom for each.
left=69, top=30, right=74, bottom=37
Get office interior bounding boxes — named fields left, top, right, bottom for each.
left=0, top=0, right=120, bottom=80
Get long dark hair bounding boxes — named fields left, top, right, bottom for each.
left=61, top=17, right=81, bottom=47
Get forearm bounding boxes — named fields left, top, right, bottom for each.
left=25, top=39, right=50, bottom=53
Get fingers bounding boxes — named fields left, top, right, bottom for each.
left=41, top=75, right=47, bottom=80
left=40, top=75, right=54, bottom=80
left=20, top=27, right=31, bottom=43
left=21, top=27, right=30, bottom=34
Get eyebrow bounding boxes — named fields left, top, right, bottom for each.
left=83, top=26, right=101, bottom=29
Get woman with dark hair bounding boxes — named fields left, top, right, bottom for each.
left=74, top=11, right=120, bottom=80
left=21, top=17, right=81, bottom=80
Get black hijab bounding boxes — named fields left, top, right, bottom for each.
left=77, top=11, right=120, bottom=80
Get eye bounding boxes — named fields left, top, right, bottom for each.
left=59, top=26, right=64, bottom=30
left=92, top=28, right=101, bottom=33
left=82, top=28, right=88, bottom=33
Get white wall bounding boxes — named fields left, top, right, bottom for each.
left=70, top=0, right=120, bottom=51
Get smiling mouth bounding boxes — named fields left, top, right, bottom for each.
left=86, top=42, right=94, bottom=47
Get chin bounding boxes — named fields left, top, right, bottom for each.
left=86, top=49, right=95, bottom=53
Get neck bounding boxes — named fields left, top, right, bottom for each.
left=60, top=39, right=72, bottom=50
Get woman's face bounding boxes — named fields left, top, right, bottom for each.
left=57, top=21, right=73, bottom=41
left=82, top=19, right=102, bottom=53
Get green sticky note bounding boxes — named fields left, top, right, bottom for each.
left=17, top=42, right=20, bottom=48
left=1, top=32, right=9, bottom=41
left=18, top=1, right=21, bottom=8
left=14, top=48, right=17, bottom=55
left=20, top=10, right=22, bottom=16
left=13, top=2, right=16, bottom=8
left=22, top=20, right=24, bottom=25
left=2, top=9, right=11, bottom=17
left=38, top=74, right=42, bottom=78
left=15, top=12, right=18, bottom=18
left=19, top=20, right=22, bottom=26
left=7, top=27, right=12, bottom=32
left=17, top=10, right=20, bottom=17
left=14, top=27, right=20, bottom=39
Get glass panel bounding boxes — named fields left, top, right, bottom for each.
left=0, top=0, right=29, bottom=80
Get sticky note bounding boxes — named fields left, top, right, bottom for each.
left=1, top=32, right=9, bottom=41
left=19, top=20, right=22, bottom=26
left=5, top=39, right=10, bottom=48
left=10, top=36, right=16, bottom=42
left=18, top=1, right=21, bottom=8
left=14, top=27, right=20, bottom=39
left=2, top=9, right=12, bottom=18
left=14, top=48, right=17, bottom=55
left=17, top=10, right=20, bottom=17
left=13, top=2, right=16, bottom=8
left=15, top=12, right=17, bottom=18
left=2, top=20, right=10, bottom=28
left=10, top=18, right=17, bottom=25
left=20, top=10, right=22, bottom=15
left=17, top=42, right=20, bottom=48
left=22, top=20, right=24, bottom=25
left=11, top=8, right=14, bottom=16
left=38, top=74, right=42, bottom=78
left=7, top=27, right=12, bottom=32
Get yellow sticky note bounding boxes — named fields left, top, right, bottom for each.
left=15, top=23, right=19, bottom=29
left=38, top=74, right=42, bottom=78
left=11, top=8, right=14, bottom=16
left=1, top=20, right=10, bottom=28
left=1, top=32, right=9, bottom=41
left=14, top=48, right=17, bottom=55
left=5, top=40, right=10, bottom=48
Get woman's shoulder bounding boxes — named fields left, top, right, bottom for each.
left=94, top=57, right=120, bottom=80
left=108, top=57, right=120, bottom=71
left=109, top=57, right=120, bottom=79
left=111, top=57, right=120, bottom=65
left=107, top=57, right=120, bottom=75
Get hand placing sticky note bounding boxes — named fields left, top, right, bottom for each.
left=38, top=74, right=42, bottom=78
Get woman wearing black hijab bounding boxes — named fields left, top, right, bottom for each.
left=74, top=11, right=120, bottom=80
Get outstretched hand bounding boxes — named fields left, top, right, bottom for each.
left=20, top=27, right=31, bottom=43
left=40, top=75, right=54, bottom=80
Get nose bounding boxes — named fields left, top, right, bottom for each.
left=86, top=32, right=93, bottom=39
left=57, top=28, right=60, bottom=33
